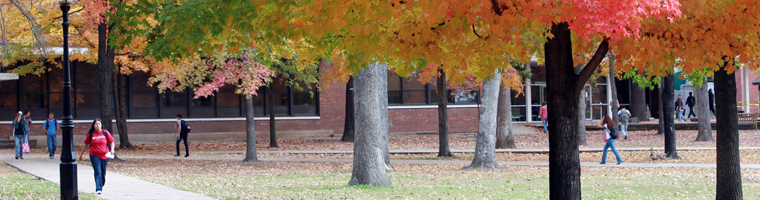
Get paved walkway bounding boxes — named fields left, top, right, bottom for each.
left=1, top=153, right=214, bottom=200
left=120, top=155, right=760, bottom=169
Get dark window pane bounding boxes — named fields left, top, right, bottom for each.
left=388, top=91, right=402, bottom=104
left=0, top=93, right=17, bottom=109
left=163, top=91, right=187, bottom=107
left=23, top=93, right=45, bottom=109
left=530, top=65, right=546, bottom=82
left=49, top=93, right=70, bottom=109
left=48, top=67, right=63, bottom=92
left=292, top=105, right=317, bottom=115
left=253, top=93, right=265, bottom=106
left=531, top=86, right=542, bottom=105
left=22, top=75, right=45, bottom=93
left=388, top=73, right=400, bottom=90
left=592, top=85, right=607, bottom=104
left=0, top=80, right=16, bottom=93
left=511, top=90, right=525, bottom=105
left=133, top=93, right=157, bottom=108
left=430, top=89, right=440, bottom=104
left=511, top=107, right=526, bottom=121
left=218, top=92, right=240, bottom=107
left=75, top=63, right=100, bottom=92
left=403, top=90, right=426, bottom=104
left=192, top=95, right=215, bottom=107
left=220, top=84, right=236, bottom=92
left=271, top=77, right=288, bottom=90
left=452, top=90, right=478, bottom=104
left=293, top=90, right=316, bottom=106
left=76, top=93, right=100, bottom=108
left=271, top=92, right=288, bottom=106
left=131, top=72, right=154, bottom=92
left=403, top=77, right=425, bottom=90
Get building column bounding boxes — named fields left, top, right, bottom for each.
left=743, top=66, right=750, bottom=113
left=606, top=75, right=613, bottom=118
left=525, top=62, right=533, bottom=122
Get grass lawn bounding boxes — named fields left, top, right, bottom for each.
left=109, top=159, right=760, bottom=199
left=0, top=163, right=101, bottom=200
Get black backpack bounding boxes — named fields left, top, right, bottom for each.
left=180, top=120, right=192, bottom=133
left=609, top=127, right=619, bottom=139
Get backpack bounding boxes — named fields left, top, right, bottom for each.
left=45, top=119, right=58, bottom=129
left=608, top=127, right=619, bottom=140
left=180, top=120, right=191, bottom=133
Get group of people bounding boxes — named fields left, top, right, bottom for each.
left=675, top=89, right=716, bottom=121
left=10, top=112, right=192, bottom=195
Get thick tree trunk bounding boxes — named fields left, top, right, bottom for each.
left=97, top=22, right=114, bottom=132
left=695, top=78, right=714, bottom=141
left=463, top=71, right=501, bottom=169
left=496, top=84, right=516, bottom=149
left=268, top=85, right=278, bottom=147
left=243, top=96, right=258, bottom=162
left=714, top=67, right=743, bottom=199
left=544, top=22, right=608, bottom=200
left=113, top=68, right=132, bottom=149
left=341, top=76, right=355, bottom=142
left=379, top=65, right=394, bottom=171
left=631, top=82, right=647, bottom=121
left=658, top=83, right=664, bottom=135
left=577, top=87, right=588, bottom=146
left=437, top=69, right=454, bottom=156
left=662, top=74, right=680, bottom=159
left=348, top=63, right=392, bottom=186
left=609, top=55, right=619, bottom=126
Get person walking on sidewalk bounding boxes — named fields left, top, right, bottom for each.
left=79, top=119, right=115, bottom=195
left=675, top=95, right=687, bottom=121
left=43, top=112, right=60, bottom=159
left=539, top=102, right=548, bottom=133
left=599, top=116, right=623, bottom=165
left=175, top=114, right=191, bottom=157
left=686, top=92, right=697, bottom=118
left=617, top=106, right=631, bottom=140
left=708, top=88, right=715, bottom=115
left=12, top=111, right=25, bottom=159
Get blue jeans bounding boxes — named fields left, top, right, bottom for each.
left=619, top=123, right=628, bottom=136
left=90, top=155, right=109, bottom=191
left=47, top=134, right=57, bottom=157
left=542, top=119, right=548, bottom=133
left=677, top=110, right=687, bottom=121
left=14, top=135, right=24, bottom=158
left=601, top=139, right=623, bottom=164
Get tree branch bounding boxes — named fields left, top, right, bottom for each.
left=575, top=39, right=609, bottom=91
left=491, top=0, right=503, bottom=16
left=472, top=24, right=488, bottom=40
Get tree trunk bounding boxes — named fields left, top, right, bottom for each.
left=437, top=69, right=455, bottom=156
left=695, top=77, right=714, bottom=141
left=496, top=84, right=516, bottom=149
left=662, top=74, right=680, bottom=159
left=341, top=76, right=355, bottom=142
left=243, top=96, right=258, bottom=162
left=349, top=63, right=392, bottom=187
left=577, top=87, right=588, bottom=146
left=268, top=85, right=278, bottom=147
left=113, top=67, right=132, bottom=149
left=463, top=71, right=500, bottom=170
left=630, top=82, right=647, bottom=121
left=544, top=22, right=608, bottom=200
left=379, top=65, right=394, bottom=171
left=658, top=82, right=664, bottom=135
left=714, top=66, right=743, bottom=199
left=97, top=22, right=114, bottom=132
left=609, top=55, right=619, bottom=126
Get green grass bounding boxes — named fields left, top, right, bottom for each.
left=110, top=159, right=760, bottom=199
left=0, top=163, right=101, bottom=200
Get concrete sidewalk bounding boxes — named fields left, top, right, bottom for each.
left=1, top=153, right=214, bottom=200
left=119, top=155, right=760, bottom=169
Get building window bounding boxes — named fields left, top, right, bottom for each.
left=130, top=71, right=158, bottom=118
left=388, top=72, right=479, bottom=105
left=75, top=63, right=100, bottom=118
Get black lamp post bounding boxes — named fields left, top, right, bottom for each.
left=58, top=0, right=78, bottom=199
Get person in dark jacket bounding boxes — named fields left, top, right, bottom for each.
left=686, top=92, right=697, bottom=118
left=175, top=114, right=190, bottom=157
left=675, top=95, right=687, bottom=121
left=12, top=112, right=25, bottom=159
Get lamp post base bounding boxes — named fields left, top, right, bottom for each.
left=60, top=162, right=78, bottom=200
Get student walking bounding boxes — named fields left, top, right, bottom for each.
left=686, top=92, right=697, bottom=118
left=539, top=103, right=548, bottom=133
left=12, top=111, right=25, bottom=159
left=175, top=114, right=191, bottom=157
left=79, top=119, right=115, bottom=195
left=617, top=106, right=631, bottom=139
left=599, top=116, right=623, bottom=165
left=43, top=112, right=60, bottom=159
left=675, top=95, right=687, bottom=121
left=708, top=89, right=715, bottom=115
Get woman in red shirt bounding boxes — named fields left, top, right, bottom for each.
left=78, top=119, right=115, bottom=195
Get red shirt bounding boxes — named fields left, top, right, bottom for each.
left=83, top=130, right=114, bottom=160
left=539, top=106, right=548, bottom=119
